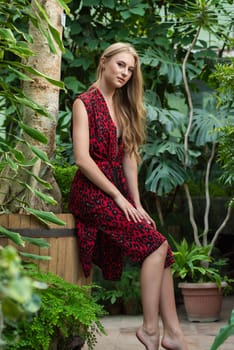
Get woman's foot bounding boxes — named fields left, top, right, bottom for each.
left=161, top=328, right=189, bottom=350
left=136, top=325, right=159, bottom=350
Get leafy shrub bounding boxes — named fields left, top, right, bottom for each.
left=3, top=268, right=106, bottom=350
left=93, top=264, right=142, bottom=315
left=0, top=246, right=46, bottom=347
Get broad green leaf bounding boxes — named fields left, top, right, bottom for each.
left=145, top=159, right=187, bottom=195
left=8, top=66, right=33, bottom=81
left=29, top=145, right=50, bottom=163
left=7, top=277, right=32, bottom=303
left=19, top=123, right=48, bottom=144
left=23, top=236, right=50, bottom=248
left=14, top=96, right=50, bottom=117
left=23, top=293, right=42, bottom=313
left=0, top=28, right=16, bottom=42
left=0, top=226, right=25, bottom=246
left=120, top=11, right=131, bottom=20
left=33, top=0, right=64, bottom=53
left=55, top=0, right=71, bottom=14
left=210, top=309, right=234, bottom=350
left=7, top=61, right=64, bottom=89
left=24, top=208, right=66, bottom=226
left=2, top=298, right=23, bottom=320
left=18, top=156, right=38, bottom=167
left=34, top=189, right=57, bottom=205
left=83, top=0, right=99, bottom=5
left=5, top=154, right=18, bottom=172
left=64, top=76, right=86, bottom=92
left=4, top=41, right=34, bottom=58
left=165, top=92, right=188, bottom=115
left=102, top=0, right=115, bottom=9
left=23, top=168, right=52, bottom=189
left=130, top=5, right=146, bottom=16
left=11, top=149, right=25, bottom=163
left=48, top=24, right=65, bottom=53
left=20, top=252, right=51, bottom=261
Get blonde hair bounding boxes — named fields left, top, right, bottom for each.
left=96, top=42, right=146, bottom=162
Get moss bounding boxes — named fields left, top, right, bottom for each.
left=53, top=164, right=77, bottom=212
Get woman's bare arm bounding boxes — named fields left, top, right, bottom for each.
left=72, top=98, right=120, bottom=199
left=123, top=152, right=156, bottom=228
left=73, top=98, right=144, bottom=223
left=122, top=152, right=141, bottom=206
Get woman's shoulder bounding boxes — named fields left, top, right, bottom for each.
left=76, top=86, right=99, bottom=104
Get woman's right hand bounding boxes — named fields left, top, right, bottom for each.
left=113, top=192, right=144, bottom=223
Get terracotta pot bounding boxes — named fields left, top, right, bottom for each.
left=178, top=282, right=227, bottom=322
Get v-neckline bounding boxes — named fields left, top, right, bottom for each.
left=97, top=88, right=121, bottom=138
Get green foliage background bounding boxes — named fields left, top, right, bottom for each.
left=57, top=0, right=234, bottom=231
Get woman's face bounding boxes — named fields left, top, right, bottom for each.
left=101, top=52, right=135, bottom=89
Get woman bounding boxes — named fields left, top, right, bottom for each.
left=69, top=42, right=188, bottom=350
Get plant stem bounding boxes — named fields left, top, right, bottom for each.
left=155, top=195, right=164, bottom=227
left=183, top=183, right=200, bottom=246
left=203, top=143, right=216, bottom=246
left=182, top=25, right=201, bottom=167
left=209, top=205, right=232, bottom=255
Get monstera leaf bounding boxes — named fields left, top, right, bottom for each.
left=145, top=158, right=187, bottom=195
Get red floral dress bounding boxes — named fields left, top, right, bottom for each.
left=69, top=88, right=174, bottom=280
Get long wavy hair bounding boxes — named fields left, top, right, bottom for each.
left=95, top=42, right=146, bottom=162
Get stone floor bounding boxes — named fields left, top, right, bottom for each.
left=83, top=296, right=234, bottom=350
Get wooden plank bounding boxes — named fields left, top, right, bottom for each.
left=23, top=241, right=40, bottom=260
left=30, top=215, right=43, bottom=228
left=47, top=237, right=58, bottom=275
left=0, top=214, right=8, bottom=227
left=63, top=236, right=77, bottom=283
left=20, top=214, right=31, bottom=229
left=70, top=237, right=79, bottom=284
left=8, top=214, right=21, bottom=229
left=56, top=236, right=67, bottom=279
left=38, top=240, right=50, bottom=272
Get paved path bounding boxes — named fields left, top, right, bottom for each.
left=84, top=296, right=234, bottom=350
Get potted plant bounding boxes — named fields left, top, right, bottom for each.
left=171, top=238, right=233, bottom=322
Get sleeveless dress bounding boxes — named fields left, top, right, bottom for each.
left=69, top=88, right=174, bottom=280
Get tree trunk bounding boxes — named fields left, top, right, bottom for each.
left=0, top=0, right=63, bottom=212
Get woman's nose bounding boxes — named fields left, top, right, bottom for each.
left=122, top=68, right=128, bottom=76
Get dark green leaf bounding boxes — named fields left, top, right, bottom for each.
left=19, top=123, right=48, bottom=144
left=0, top=226, right=25, bottom=246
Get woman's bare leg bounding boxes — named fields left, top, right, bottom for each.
left=159, top=268, right=189, bottom=350
left=136, top=241, right=168, bottom=350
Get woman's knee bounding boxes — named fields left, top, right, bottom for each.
left=160, top=239, right=169, bottom=252
left=146, top=240, right=168, bottom=262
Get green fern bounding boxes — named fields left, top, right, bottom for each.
left=3, top=268, right=106, bottom=350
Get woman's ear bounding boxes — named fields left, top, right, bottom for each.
left=100, top=56, right=106, bottom=69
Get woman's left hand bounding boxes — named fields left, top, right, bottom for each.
left=135, top=205, right=157, bottom=230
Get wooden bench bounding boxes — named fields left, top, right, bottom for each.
left=0, top=213, right=92, bottom=286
